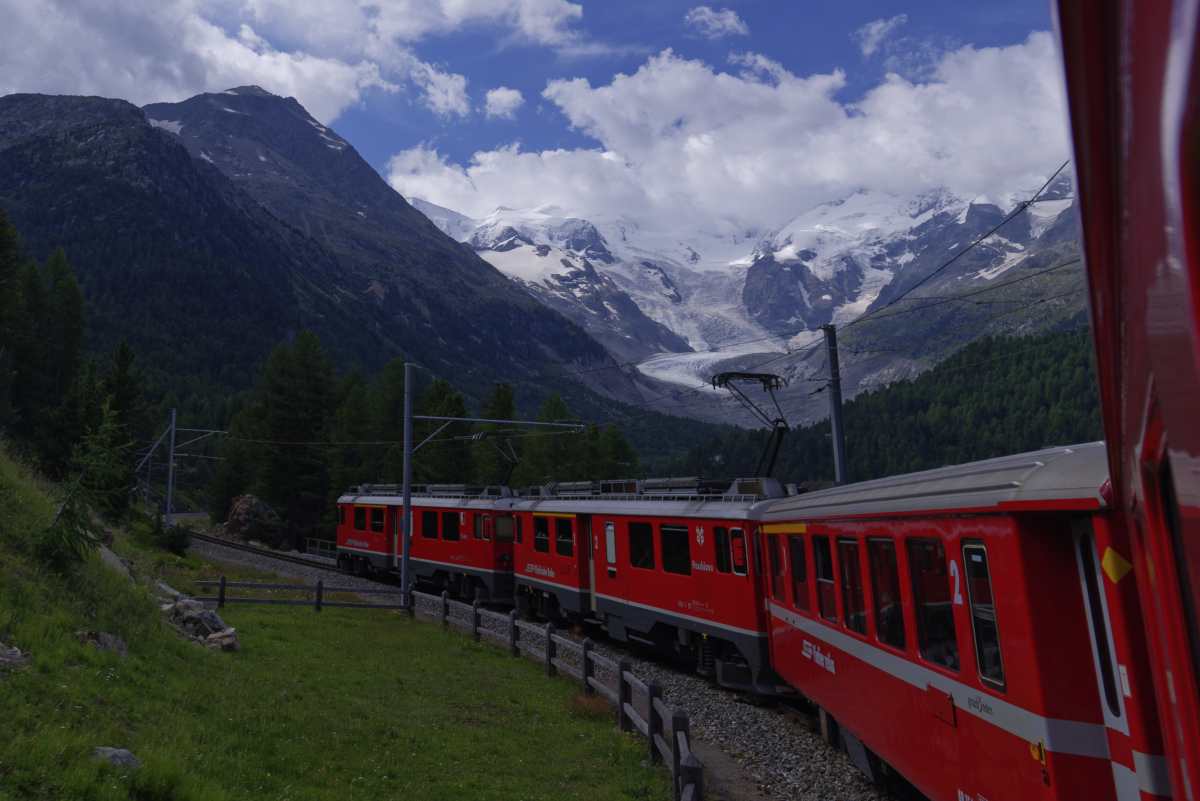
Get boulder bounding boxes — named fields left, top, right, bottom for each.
left=155, top=581, right=181, bottom=600
left=225, top=495, right=281, bottom=546
left=91, top=747, right=142, bottom=769
left=75, top=631, right=129, bottom=660
left=205, top=628, right=241, bottom=652
left=96, top=546, right=135, bottom=585
left=0, top=644, right=33, bottom=670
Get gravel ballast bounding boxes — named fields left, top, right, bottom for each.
left=189, top=538, right=899, bottom=800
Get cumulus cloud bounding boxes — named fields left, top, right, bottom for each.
left=854, top=15, right=907, bottom=57
left=387, top=34, right=1071, bottom=236
left=684, top=6, right=750, bottom=39
left=0, top=0, right=582, bottom=123
left=485, top=87, right=525, bottom=119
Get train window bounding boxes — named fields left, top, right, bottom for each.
left=661, top=524, right=691, bottom=575
left=789, top=536, right=809, bottom=612
left=963, top=543, right=1004, bottom=689
left=371, top=508, right=384, bottom=534
left=495, top=515, right=514, bottom=543
left=767, top=534, right=785, bottom=601
left=421, top=510, right=438, bottom=539
left=555, top=518, right=574, bottom=557
left=908, top=539, right=959, bottom=672
left=1078, top=531, right=1120, bottom=714
left=354, top=506, right=366, bottom=532
left=730, top=529, right=747, bottom=576
left=474, top=515, right=483, bottom=540
left=338, top=506, right=345, bottom=526
left=534, top=517, right=550, bottom=553
left=514, top=516, right=523, bottom=544
left=442, top=511, right=460, bottom=542
left=714, top=527, right=731, bottom=573
left=839, top=539, right=867, bottom=635
left=868, top=539, right=905, bottom=651
left=483, top=516, right=491, bottom=541
left=814, top=536, right=837, bottom=623
left=605, top=522, right=616, bottom=565
left=629, top=522, right=655, bottom=570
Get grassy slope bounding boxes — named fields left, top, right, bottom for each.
left=0, top=441, right=668, bottom=800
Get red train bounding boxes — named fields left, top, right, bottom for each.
left=1057, top=1, right=1200, bottom=798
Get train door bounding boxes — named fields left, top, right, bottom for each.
left=580, top=515, right=596, bottom=613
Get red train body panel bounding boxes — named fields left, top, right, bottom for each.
left=509, top=478, right=789, bottom=693
left=760, top=444, right=1168, bottom=801
left=335, top=485, right=518, bottom=602
left=1057, top=2, right=1200, bottom=796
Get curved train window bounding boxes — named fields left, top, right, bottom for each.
left=421, top=510, right=438, bottom=539
left=963, top=543, right=1004, bottom=688
left=908, top=538, right=959, bottom=672
left=338, top=506, right=346, bottom=526
left=495, top=515, right=514, bottom=543
left=629, top=522, right=655, bottom=570
left=661, top=524, right=691, bottom=575
left=839, top=539, right=867, bottom=635
left=555, top=518, right=574, bottom=557
left=814, top=536, right=838, bottom=623
left=713, top=527, right=731, bottom=574
left=371, top=508, right=384, bottom=534
left=789, top=536, right=809, bottom=612
left=730, top=528, right=747, bottom=576
left=533, top=516, right=550, bottom=553
left=868, top=538, right=905, bottom=651
left=442, top=511, right=461, bottom=542
left=767, top=534, right=784, bottom=601
left=354, top=506, right=366, bottom=532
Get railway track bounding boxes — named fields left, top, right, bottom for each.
left=188, top=532, right=352, bottom=574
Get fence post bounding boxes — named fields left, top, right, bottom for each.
left=218, top=575, right=226, bottom=610
left=648, top=679, right=663, bottom=763
left=618, top=657, right=632, bottom=733
left=545, top=622, right=556, bottom=678
left=671, top=710, right=688, bottom=798
left=680, top=754, right=704, bottom=801
left=581, top=638, right=594, bottom=696
left=315, top=578, right=323, bottom=613
left=509, top=609, right=520, bottom=656
left=441, top=591, right=449, bottom=627
left=472, top=600, right=482, bottom=643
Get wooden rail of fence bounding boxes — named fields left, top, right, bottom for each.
left=194, top=576, right=406, bottom=611
left=413, top=589, right=703, bottom=801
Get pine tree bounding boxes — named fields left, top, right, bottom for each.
left=473, top=382, right=520, bottom=485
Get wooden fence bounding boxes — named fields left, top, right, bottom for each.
left=414, top=589, right=704, bottom=801
left=194, top=576, right=406, bottom=611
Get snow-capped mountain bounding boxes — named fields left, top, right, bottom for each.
left=411, top=182, right=1081, bottom=425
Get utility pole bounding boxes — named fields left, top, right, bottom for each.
left=821, top=325, right=849, bottom=485
left=401, top=362, right=414, bottom=609
left=165, top=408, right=177, bottom=530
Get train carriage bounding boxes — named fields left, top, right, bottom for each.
left=511, top=477, right=790, bottom=693
left=760, top=443, right=1168, bottom=801
left=335, top=484, right=519, bottom=603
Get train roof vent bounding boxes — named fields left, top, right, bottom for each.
left=351, top=483, right=511, bottom=498
left=643, top=477, right=733, bottom=495
left=599, top=479, right=641, bottom=495
left=727, top=478, right=787, bottom=499
left=547, top=480, right=598, bottom=496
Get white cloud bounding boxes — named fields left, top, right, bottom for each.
left=485, top=87, right=525, bottom=119
left=684, top=6, right=749, bottom=39
left=387, top=34, right=1071, bottom=236
left=0, top=0, right=581, bottom=123
left=854, top=15, right=907, bottom=57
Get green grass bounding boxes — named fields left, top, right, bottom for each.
left=0, top=442, right=670, bottom=800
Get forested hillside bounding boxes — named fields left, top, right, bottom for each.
left=663, top=330, right=1104, bottom=484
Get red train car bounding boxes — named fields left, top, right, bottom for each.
left=335, top=484, right=519, bottom=602
left=510, top=477, right=790, bottom=693
left=760, top=443, right=1167, bottom=800
left=1056, top=2, right=1200, bottom=797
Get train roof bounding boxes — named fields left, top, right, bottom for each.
left=762, top=442, right=1111, bottom=521
left=512, top=477, right=789, bottom=519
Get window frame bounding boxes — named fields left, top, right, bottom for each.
left=767, top=534, right=785, bottom=602
left=555, top=517, right=574, bottom=557
left=660, top=523, right=692, bottom=576
left=533, top=516, right=551, bottom=554
left=867, top=537, right=906, bottom=652
left=421, top=510, right=438, bottom=540
left=354, top=506, right=366, bottom=532
left=838, top=538, right=867, bottom=636
left=730, top=528, right=748, bottom=577
left=628, top=521, right=655, bottom=571
left=814, top=535, right=838, bottom=623
left=963, top=541, right=1006, bottom=690
left=907, top=537, right=960, bottom=673
left=788, top=535, right=810, bottom=613
left=370, top=507, right=385, bottom=534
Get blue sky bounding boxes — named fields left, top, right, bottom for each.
left=0, top=0, right=1067, bottom=235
